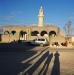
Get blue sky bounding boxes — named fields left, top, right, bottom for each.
left=0, top=0, right=74, bottom=29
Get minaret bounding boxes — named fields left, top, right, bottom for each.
left=38, top=6, right=44, bottom=27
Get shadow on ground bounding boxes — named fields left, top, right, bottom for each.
left=0, top=41, right=60, bottom=75
left=51, top=51, right=60, bottom=75
left=0, top=41, right=36, bottom=52
left=23, top=51, right=53, bottom=75
left=0, top=41, right=37, bottom=75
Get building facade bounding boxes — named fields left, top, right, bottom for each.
left=0, top=6, right=65, bottom=43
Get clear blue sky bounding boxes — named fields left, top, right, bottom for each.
left=0, top=0, right=74, bottom=29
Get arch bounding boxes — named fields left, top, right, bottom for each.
left=23, top=31, right=27, bottom=34
left=31, top=31, right=39, bottom=36
left=41, top=31, right=47, bottom=36
left=20, top=31, right=27, bottom=37
left=4, top=31, right=10, bottom=35
left=19, top=31, right=27, bottom=40
left=49, top=31, right=56, bottom=36
left=11, top=30, right=16, bottom=35
left=20, top=31, right=24, bottom=37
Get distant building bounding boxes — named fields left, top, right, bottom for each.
left=0, top=6, right=65, bottom=44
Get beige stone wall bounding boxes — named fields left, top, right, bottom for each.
left=1, top=25, right=65, bottom=43
left=72, top=37, right=74, bottom=42
left=49, top=36, right=65, bottom=43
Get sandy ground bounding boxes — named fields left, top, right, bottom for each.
left=59, top=51, right=74, bottom=75
left=45, top=49, right=74, bottom=75
left=0, top=47, right=74, bottom=75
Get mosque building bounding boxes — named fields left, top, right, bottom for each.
left=0, top=6, right=66, bottom=45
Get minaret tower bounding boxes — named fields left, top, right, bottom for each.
left=38, top=6, right=44, bottom=27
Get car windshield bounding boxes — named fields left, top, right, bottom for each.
left=38, top=39, right=45, bottom=41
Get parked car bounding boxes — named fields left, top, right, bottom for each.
left=30, top=38, right=49, bottom=46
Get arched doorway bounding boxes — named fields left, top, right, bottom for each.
left=31, top=31, right=39, bottom=36
left=4, top=31, right=10, bottom=35
left=19, top=31, right=27, bottom=40
left=49, top=31, right=56, bottom=37
left=11, top=30, right=16, bottom=35
left=41, top=31, right=47, bottom=36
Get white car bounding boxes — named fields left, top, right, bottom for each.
left=31, top=38, right=49, bottom=46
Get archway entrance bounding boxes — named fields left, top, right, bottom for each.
left=19, top=31, right=27, bottom=40
left=49, top=31, right=56, bottom=37
left=31, top=31, right=39, bottom=36
left=11, top=30, right=16, bottom=35
left=41, top=31, right=47, bottom=36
